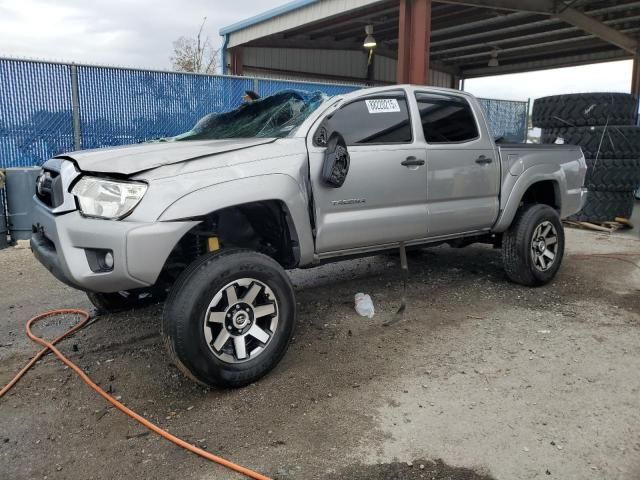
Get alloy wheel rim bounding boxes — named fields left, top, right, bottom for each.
left=530, top=221, right=558, bottom=272
left=203, top=278, right=279, bottom=363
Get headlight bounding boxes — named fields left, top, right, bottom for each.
left=71, top=176, right=147, bottom=219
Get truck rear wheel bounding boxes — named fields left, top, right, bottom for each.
left=502, top=204, right=565, bottom=286
left=161, top=249, right=296, bottom=388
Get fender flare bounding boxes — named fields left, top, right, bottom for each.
left=493, top=165, right=565, bottom=232
left=158, top=174, right=315, bottom=266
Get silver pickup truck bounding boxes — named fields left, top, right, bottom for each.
left=31, top=85, right=587, bottom=387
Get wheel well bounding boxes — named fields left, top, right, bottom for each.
left=157, top=201, right=300, bottom=287
left=520, top=180, right=560, bottom=210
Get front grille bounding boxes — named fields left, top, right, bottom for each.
left=36, top=169, right=63, bottom=208
left=35, top=159, right=79, bottom=213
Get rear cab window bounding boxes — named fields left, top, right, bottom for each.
left=316, top=91, right=412, bottom=146
left=414, top=92, right=479, bottom=144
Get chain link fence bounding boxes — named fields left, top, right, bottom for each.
left=0, top=58, right=528, bottom=169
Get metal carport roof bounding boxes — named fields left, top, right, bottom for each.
left=220, top=0, right=640, bottom=84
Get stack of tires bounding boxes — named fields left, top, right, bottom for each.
left=533, top=92, right=640, bottom=222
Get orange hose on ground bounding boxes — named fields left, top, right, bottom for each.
left=0, top=309, right=272, bottom=480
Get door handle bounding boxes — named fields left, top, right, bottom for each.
left=401, top=156, right=425, bottom=167
left=475, top=155, right=493, bottom=165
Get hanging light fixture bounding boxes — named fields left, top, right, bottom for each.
left=363, top=24, right=376, bottom=49
left=488, top=49, right=499, bottom=67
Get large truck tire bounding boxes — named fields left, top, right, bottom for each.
left=583, top=157, right=640, bottom=192
left=162, top=249, right=296, bottom=388
left=540, top=126, right=640, bottom=160
left=532, top=93, right=637, bottom=129
left=568, top=190, right=635, bottom=222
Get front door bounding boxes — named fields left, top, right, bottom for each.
left=308, top=92, right=428, bottom=254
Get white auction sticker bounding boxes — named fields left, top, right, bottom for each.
left=365, top=98, right=400, bottom=114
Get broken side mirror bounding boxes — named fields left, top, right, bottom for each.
left=313, top=118, right=330, bottom=147
left=321, top=132, right=350, bottom=188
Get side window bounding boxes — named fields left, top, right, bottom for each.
left=320, top=95, right=412, bottom=146
left=415, top=93, right=479, bottom=143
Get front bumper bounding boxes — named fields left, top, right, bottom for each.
left=31, top=200, right=197, bottom=293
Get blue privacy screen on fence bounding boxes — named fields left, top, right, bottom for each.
left=75, top=67, right=359, bottom=150
left=0, top=60, right=75, bottom=168
left=0, top=58, right=527, bottom=169
left=77, top=66, right=254, bottom=149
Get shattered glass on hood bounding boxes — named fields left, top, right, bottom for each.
left=174, top=89, right=328, bottom=141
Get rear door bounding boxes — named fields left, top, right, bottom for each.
left=414, top=91, right=500, bottom=236
left=308, top=91, right=429, bottom=254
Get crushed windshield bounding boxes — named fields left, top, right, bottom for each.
left=175, top=89, right=328, bottom=141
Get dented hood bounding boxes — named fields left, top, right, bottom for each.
left=58, top=138, right=276, bottom=175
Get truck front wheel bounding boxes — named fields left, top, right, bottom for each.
left=502, top=204, right=565, bottom=286
left=161, top=249, right=296, bottom=388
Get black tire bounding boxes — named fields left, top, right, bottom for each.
left=532, top=93, right=637, bottom=128
left=582, top=157, right=640, bottom=192
left=502, top=204, right=565, bottom=287
left=87, top=289, right=164, bottom=313
left=161, top=249, right=296, bottom=388
left=540, top=126, right=640, bottom=160
left=567, top=190, right=635, bottom=222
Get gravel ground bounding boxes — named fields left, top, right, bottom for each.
left=0, top=225, right=639, bottom=480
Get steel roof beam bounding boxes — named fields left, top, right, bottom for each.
left=431, top=2, right=640, bottom=48
left=320, top=0, right=640, bottom=50
left=334, top=7, right=495, bottom=42
left=435, top=0, right=555, bottom=13
left=431, top=26, right=584, bottom=58
left=432, top=11, right=535, bottom=37
left=333, top=17, right=400, bottom=41
left=303, top=6, right=400, bottom=39
left=433, top=4, right=479, bottom=19
left=463, top=41, right=617, bottom=65
left=457, top=36, right=635, bottom=68
left=432, top=14, right=640, bottom=56
left=250, top=38, right=365, bottom=50
left=432, top=9, right=501, bottom=30
left=433, top=1, right=640, bottom=44
left=555, top=6, right=637, bottom=53
left=442, top=26, right=640, bottom=62
left=461, top=48, right=629, bottom=76
left=445, top=33, right=600, bottom=61
left=280, top=2, right=398, bottom=39
left=435, top=0, right=638, bottom=53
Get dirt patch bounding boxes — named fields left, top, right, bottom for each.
left=320, top=459, right=494, bottom=480
left=1, top=227, right=639, bottom=480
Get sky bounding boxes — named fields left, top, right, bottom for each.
left=0, top=0, right=634, bottom=102
left=464, top=60, right=633, bottom=101
left=0, top=0, right=284, bottom=69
